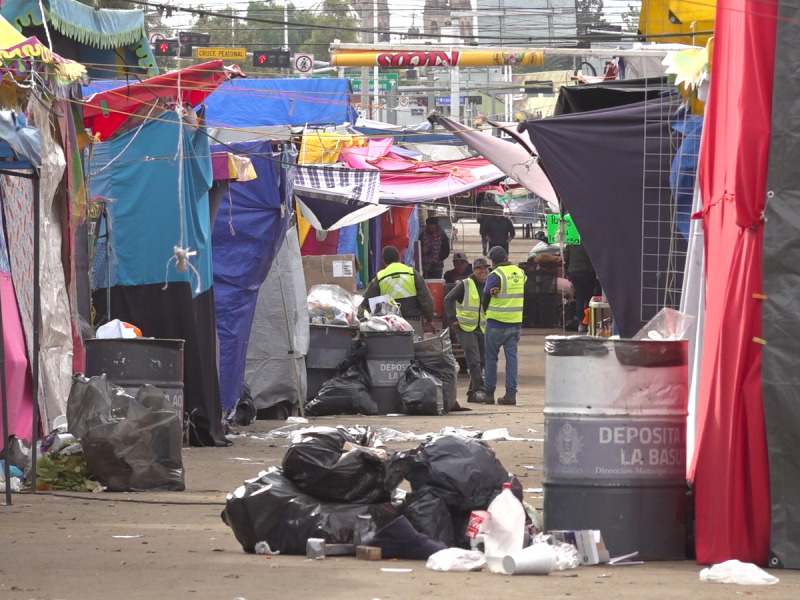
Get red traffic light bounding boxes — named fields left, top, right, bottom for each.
left=160, top=43, right=170, bottom=53
left=259, top=55, right=267, bottom=64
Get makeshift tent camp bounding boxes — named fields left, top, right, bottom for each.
left=210, top=140, right=293, bottom=416
left=553, top=77, right=672, bottom=115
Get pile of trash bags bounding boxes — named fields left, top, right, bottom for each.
left=405, top=435, right=523, bottom=548
left=306, top=329, right=458, bottom=417
left=222, top=428, right=519, bottom=556
left=305, top=342, right=377, bottom=417
left=66, top=374, right=185, bottom=491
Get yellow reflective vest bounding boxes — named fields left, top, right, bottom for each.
left=485, top=264, right=526, bottom=324
left=456, top=277, right=486, bottom=333
left=377, top=262, right=417, bottom=299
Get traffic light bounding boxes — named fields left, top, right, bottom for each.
left=153, top=39, right=191, bottom=57
left=179, top=32, right=211, bottom=47
left=253, top=50, right=291, bottom=69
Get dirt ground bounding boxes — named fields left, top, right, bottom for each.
left=2, top=224, right=799, bottom=599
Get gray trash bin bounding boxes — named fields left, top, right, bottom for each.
left=362, top=330, right=415, bottom=415
left=306, top=324, right=357, bottom=401
left=85, top=338, right=185, bottom=428
left=542, top=336, right=689, bottom=560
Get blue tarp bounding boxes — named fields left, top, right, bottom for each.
left=211, top=141, right=292, bottom=415
left=84, top=78, right=356, bottom=127
left=205, top=79, right=356, bottom=128
left=670, top=114, right=703, bottom=238
left=90, top=112, right=214, bottom=294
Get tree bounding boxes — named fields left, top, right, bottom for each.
left=576, top=0, right=610, bottom=32
left=621, top=3, right=641, bottom=32
left=298, top=0, right=358, bottom=56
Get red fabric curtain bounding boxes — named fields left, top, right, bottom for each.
left=690, top=0, right=777, bottom=565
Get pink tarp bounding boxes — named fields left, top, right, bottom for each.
left=340, top=139, right=505, bottom=203
left=0, top=272, right=33, bottom=446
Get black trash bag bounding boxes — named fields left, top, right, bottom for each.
left=414, top=329, right=458, bottom=413
left=405, top=489, right=456, bottom=547
left=305, top=342, right=377, bottom=416
left=221, top=468, right=405, bottom=554
left=281, top=426, right=413, bottom=504
left=397, top=362, right=444, bottom=416
left=67, top=374, right=185, bottom=492
left=231, top=383, right=256, bottom=426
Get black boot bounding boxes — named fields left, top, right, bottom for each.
left=497, top=392, right=517, bottom=406
left=483, top=391, right=495, bottom=405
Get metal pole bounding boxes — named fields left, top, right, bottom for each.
left=30, top=176, right=40, bottom=492
left=450, top=60, right=460, bottom=121
left=283, top=0, right=289, bottom=51
left=0, top=265, right=11, bottom=505
left=373, top=0, right=379, bottom=120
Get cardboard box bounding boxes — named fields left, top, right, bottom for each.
left=550, top=530, right=610, bottom=565
left=356, top=545, right=382, bottom=561
left=303, top=254, right=358, bottom=294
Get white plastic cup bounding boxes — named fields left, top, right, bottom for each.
left=501, top=544, right=557, bottom=575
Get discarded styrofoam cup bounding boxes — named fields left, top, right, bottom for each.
left=502, top=544, right=557, bottom=575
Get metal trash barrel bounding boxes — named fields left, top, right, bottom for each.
left=85, top=338, right=185, bottom=427
left=361, top=330, right=414, bottom=415
left=306, top=324, right=357, bottom=401
left=542, top=336, right=689, bottom=560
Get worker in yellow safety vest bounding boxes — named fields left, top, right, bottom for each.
left=445, top=256, right=490, bottom=403
left=360, top=245, right=436, bottom=334
left=481, top=246, right=526, bottom=405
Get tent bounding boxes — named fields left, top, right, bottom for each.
left=87, top=66, right=234, bottom=447
left=209, top=140, right=293, bottom=416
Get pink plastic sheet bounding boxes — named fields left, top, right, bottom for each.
left=0, top=272, right=33, bottom=445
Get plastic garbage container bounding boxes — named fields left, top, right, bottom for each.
left=362, top=330, right=414, bottom=415
left=542, top=336, right=689, bottom=560
left=306, top=324, right=357, bottom=401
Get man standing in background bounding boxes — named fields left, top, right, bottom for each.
left=482, top=246, right=526, bottom=406
left=419, top=217, right=450, bottom=279
left=479, top=210, right=516, bottom=255
left=443, top=251, right=473, bottom=283
left=564, top=241, right=596, bottom=333
left=445, top=256, right=490, bottom=403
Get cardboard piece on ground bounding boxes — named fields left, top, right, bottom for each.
left=356, top=545, right=382, bottom=561
left=550, top=529, right=610, bottom=565
left=302, top=254, right=358, bottom=293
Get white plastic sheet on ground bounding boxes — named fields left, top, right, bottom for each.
left=699, top=560, right=779, bottom=585
left=426, top=548, right=486, bottom=572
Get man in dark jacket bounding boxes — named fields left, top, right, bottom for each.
left=360, top=245, right=436, bottom=334
left=564, top=241, right=596, bottom=333
left=479, top=213, right=516, bottom=255
left=444, top=256, right=490, bottom=403
left=419, top=217, right=450, bottom=278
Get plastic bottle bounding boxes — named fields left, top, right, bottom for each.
left=484, top=482, right=525, bottom=574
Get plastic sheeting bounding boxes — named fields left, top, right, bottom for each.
left=204, top=79, right=357, bottom=128
left=690, top=0, right=774, bottom=566
left=32, top=100, right=72, bottom=434
left=762, top=0, right=800, bottom=569
left=0, top=272, right=33, bottom=445
left=244, top=226, right=309, bottom=411
left=212, top=141, right=292, bottom=415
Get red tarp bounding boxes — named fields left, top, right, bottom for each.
left=690, top=0, right=777, bottom=565
left=82, top=61, right=230, bottom=141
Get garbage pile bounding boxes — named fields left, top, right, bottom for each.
left=222, top=427, right=583, bottom=575
left=64, top=374, right=185, bottom=492
left=307, top=284, right=361, bottom=326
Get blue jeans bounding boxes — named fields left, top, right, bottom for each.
left=484, top=325, right=522, bottom=395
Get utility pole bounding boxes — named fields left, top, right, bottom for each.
left=284, top=0, right=289, bottom=51
left=360, top=1, right=370, bottom=121
left=373, top=0, right=379, bottom=120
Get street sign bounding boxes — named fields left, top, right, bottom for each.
left=293, top=53, right=314, bottom=74
left=149, top=33, right=165, bottom=43
left=436, top=95, right=483, bottom=106
left=398, top=95, right=410, bottom=108
left=196, top=47, right=247, bottom=60
left=345, top=72, right=398, bottom=93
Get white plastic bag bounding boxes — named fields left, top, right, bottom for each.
left=699, top=560, right=779, bottom=585
left=96, top=319, right=141, bottom=339
left=307, top=284, right=360, bottom=325
left=633, top=307, right=694, bottom=341
left=426, top=548, right=486, bottom=572
left=530, top=533, right=581, bottom=570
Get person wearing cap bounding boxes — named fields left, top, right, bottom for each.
left=443, top=251, right=473, bottom=284
left=418, top=217, right=451, bottom=279
left=444, top=256, right=490, bottom=403
left=481, top=246, right=526, bottom=405
left=360, top=245, right=436, bottom=334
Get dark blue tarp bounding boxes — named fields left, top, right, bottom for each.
left=670, top=114, right=703, bottom=238
left=90, top=111, right=213, bottom=294
left=211, top=141, right=292, bottom=415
